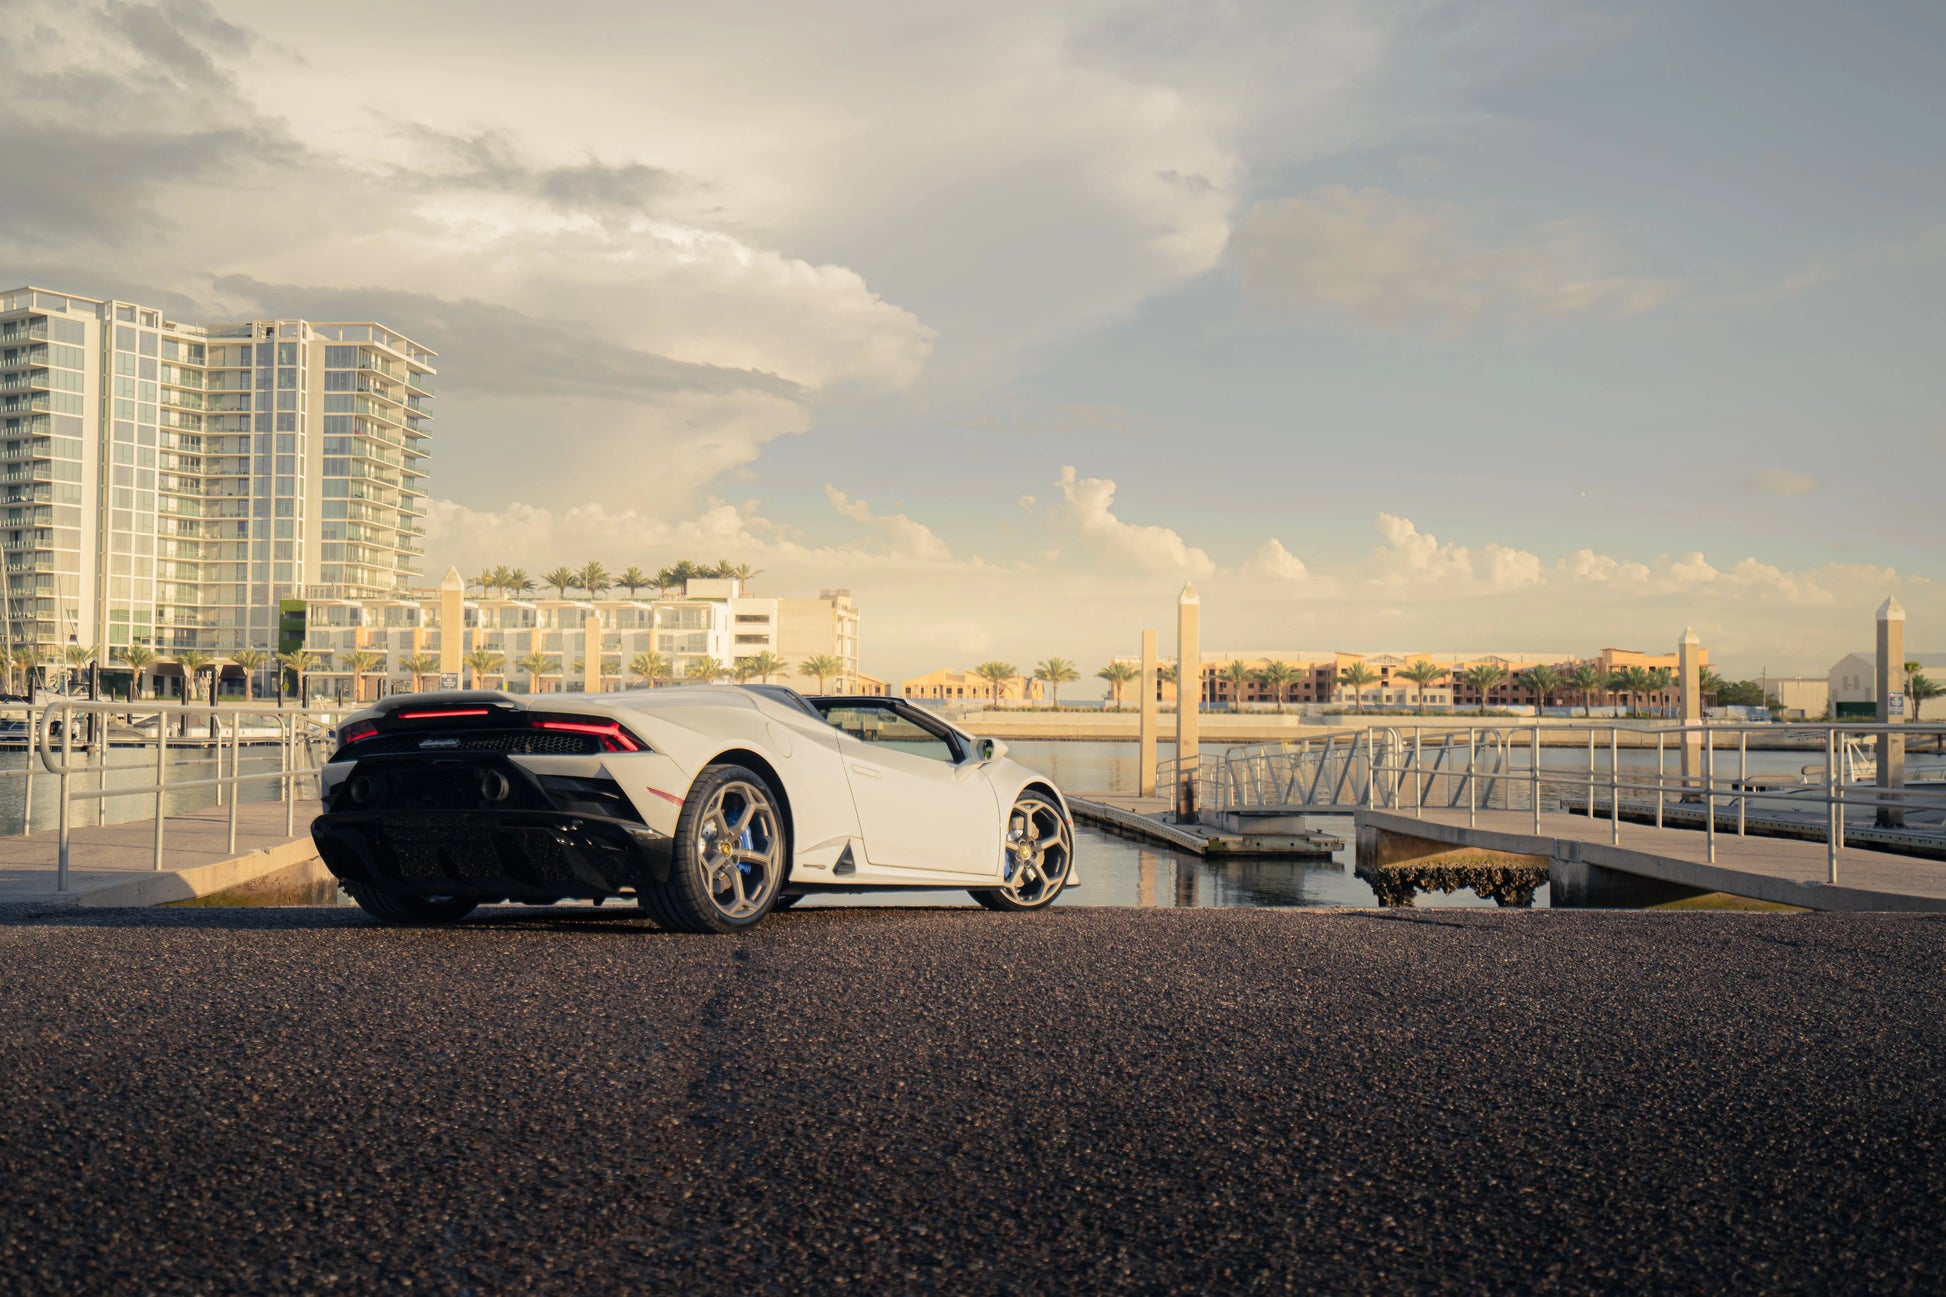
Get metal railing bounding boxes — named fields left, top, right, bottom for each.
left=3, top=699, right=350, bottom=892
left=1159, top=722, right=1946, bottom=883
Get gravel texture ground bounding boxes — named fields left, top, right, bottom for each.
left=0, top=904, right=1942, bottom=1295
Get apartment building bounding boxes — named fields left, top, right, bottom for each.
left=0, top=285, right=431, bottom=660
left=299, top=576, right=864, bottom=697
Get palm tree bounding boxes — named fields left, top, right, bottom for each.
left=506, top=568, right=534, bottom=599
left=1338, top=662, right=1380, bottom=713
left=399, top=652, right=440, bottom=693
left=1630, top=666, right=1660, bottom=716
left=657, top=560, right=704, bottom=595
left=176, top=650, right=212, bottom=704
left=1698, top=667, right=1725, bottom=707
left=485, top=565, right=511, bottom=598
left=685, top=657, right=725, bottom=686
left=231, top=648, right=270, bottom=702
left=469, top=569, right=495, bottom=597
left=5, top=646, right=30, bottom=695
left=1647, top=667, right=1674, bottom=717
left=716, top=561, right=760, bottom=588
left=1604, top=670, right=1634, bottom=717
left=62, top=642, right=98, bottom=693
left=1398, top=660, right=1446, bottom=714
left=1219, top=660, right=1253, bottom=712
left=1907, top=670, right=1943, bottom=721
left=516, top=651, right=555, bottom=695
left=118, top=645, right=158, bottom=700
left=536, top=567, right=571, bottom=600
left=1461, top=663, right=1509, bottom=713
left=972, top=661, right=1017, bottom=705
left=800, top=654, right=844, bottom=694
left=1253, top=661, right=1297, bottom=713
left=277, top=649, right=325, bottom=703
left=1520, top=665, right=1563, bottom=715
left=617, top=566, right=652, bottom=598
left=577, top=561, right=612, bottom=599
left=729, top=658, right=760, bottom=683
left=629, top=651, right=670, bottom=689
left=746, top=650, right=789, bottom=684
left=1034, top=657, right=1079, bottom=706
left=344, top=650, right=384, bottom=704
left=462, top=648, right=505, bottom=690
left=1097, top=660, right=1138, bottom=708
left=1564, top=664, right=1604, bottom=716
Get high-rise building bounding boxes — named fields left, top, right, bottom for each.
left=0, top=286, right=432, bottom=659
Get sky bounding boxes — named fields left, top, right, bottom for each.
left=3, top=0, right=1942, bottom=686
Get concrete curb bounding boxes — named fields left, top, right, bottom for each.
left=78, top=835, right=324, bottom=908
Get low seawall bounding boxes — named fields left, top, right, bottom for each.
left=960, top=712, right=1841, bottom=750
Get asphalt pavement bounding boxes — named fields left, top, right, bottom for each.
left=1, top=905, right=1942, bottom=1294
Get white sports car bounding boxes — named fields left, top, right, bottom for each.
left=311, top=685, right=1078, bottom=932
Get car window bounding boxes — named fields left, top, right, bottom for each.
left=817, top=704, right=960, bottom=765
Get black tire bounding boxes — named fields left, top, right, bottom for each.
left=342, top=880, right=478, bottom=926
left=970, top=792, right=1074, bottom=912
left=638, top=763, right=788, bottom=934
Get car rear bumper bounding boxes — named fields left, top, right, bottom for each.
left=311, top=751, right=675, bottom=901
left=314, top=809, right=673, bottom=901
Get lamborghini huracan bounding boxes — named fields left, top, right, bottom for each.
left=311, top=685, right=1078, bottom=932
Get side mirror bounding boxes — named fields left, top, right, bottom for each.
left=978, top=738, right=1006, bottom=763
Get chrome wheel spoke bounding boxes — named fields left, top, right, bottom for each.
left=696, top=780, right=781, bottom=920
left=1001, top=798, right=1067, bottom=904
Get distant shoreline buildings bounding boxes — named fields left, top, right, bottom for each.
left=906, top=646, right=1711, bottom=712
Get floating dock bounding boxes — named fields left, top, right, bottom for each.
left=1068, top=794, right=1342, bottom=858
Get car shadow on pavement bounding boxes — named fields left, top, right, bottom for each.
left=5, top=901, right=993, bottom=934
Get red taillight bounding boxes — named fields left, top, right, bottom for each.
left=533, top=719, right=642, bottom=752
left=341, top=720, right=378, bottom=744
left=398, top=708, right=490, bottom=720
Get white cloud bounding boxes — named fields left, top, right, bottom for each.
left=824, top=487, right=954, bottom=562
left=1228, top=186, right=1675, bottom=330
left=1045, top=466, right=1215, bottom=578
left=1244, top=538, right=1309, bottom=582
left=1371, top=514, right=1543, bottom=590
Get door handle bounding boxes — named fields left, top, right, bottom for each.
left=850, top=764, right=882, bottom=780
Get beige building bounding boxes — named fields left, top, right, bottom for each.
left=1759, top=674, right=1830, bottom=720
left=299, top=577, right=864, bottom=700
left=902, top=667, right=1046, bottom=704
left=1827, top=651, right=1945, bottom=716
left=0, top=285, right=433, bottom=659
left=775, top=587, right=861, bottom=683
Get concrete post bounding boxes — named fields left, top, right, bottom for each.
left=584, top=614, right=604, bottom=694
left=1678, top=627, right=1703, bottom=789
left=437, top=566, right=465, bottom=688
left=1176, top=583, right=1200, bottom=823
left=1138, top=629, right=1158, bottom=798
left=1877, top=597, right=1906, bottom=828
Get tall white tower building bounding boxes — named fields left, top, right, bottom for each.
left=0, top=286, right=433, bottom=658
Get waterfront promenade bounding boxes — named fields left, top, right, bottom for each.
left=1, top=905, right=1940, bottom=1294
left=0, top=804, right=326, bottom=909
